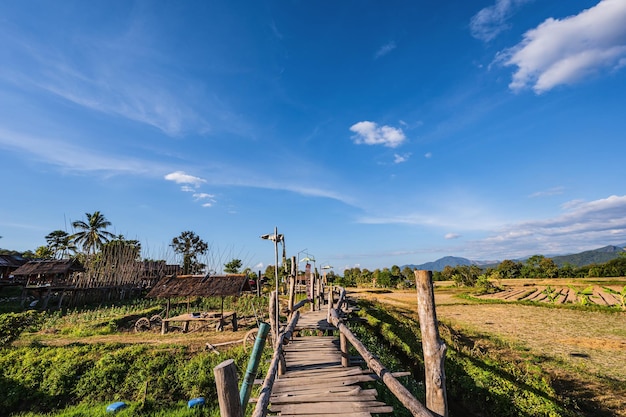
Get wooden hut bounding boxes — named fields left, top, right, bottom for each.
left=146, top=274, right=253, bottom=333
left=12, top=259, right=85, bottom=309
left=146, top=273, right=252, bottom=299
left=0, top=254, right=28, bottom=283
left=12, top=259, right=85, bottom=288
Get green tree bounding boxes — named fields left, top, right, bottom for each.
left=71, top=211, right=115, bottom=256
left=45, top=230, right=76, bottom=259
left=497, top=259, right=521, bottom=278
left=34, top=245, right=54, bottom=259
left=224, top=258, right=242, bottom=274
left=170, top=231, right=208, bottom=275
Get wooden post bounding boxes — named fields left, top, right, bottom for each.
left=269, top=290, right=278, bottom=345
left=340, top=331, right=349, bottom=367
left=288, top=256, right=296, bottom=317
left=310, top=270, right=315, bottom=312
left=214, top=359, right=244, bottom=417
left=415, top=270, right=448, bottom=417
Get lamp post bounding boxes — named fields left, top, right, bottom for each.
left=321, top=263, right=333, bottom=285
left=261, top=227, right=283, bottom=342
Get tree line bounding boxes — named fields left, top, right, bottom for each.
left=0, top=211, right=223, bottom=276
left=333, top=253, right=626, bottom=289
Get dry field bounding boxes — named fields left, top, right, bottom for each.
left=349, top=278, right=626, bottom=416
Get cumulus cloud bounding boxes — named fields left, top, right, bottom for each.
left=470, top=0, right=532, bottom=42
left=164, top=171, right=206, bottom=187
left=375, top=41, right=397, bottom=59
left=499, top=0, right=626, bottom=93
left=350, top=121, right=406, bottom=148
left=445, top=233, right=461, bottom=240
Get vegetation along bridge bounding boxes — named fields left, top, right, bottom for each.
left=213, top=271, right=449, bottom=417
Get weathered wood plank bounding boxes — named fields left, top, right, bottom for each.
left=270, top=401, right=393, bottom=414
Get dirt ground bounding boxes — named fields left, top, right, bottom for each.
left=349, top=280, right=626, bottom=416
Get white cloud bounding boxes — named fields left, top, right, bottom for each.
left=500, top=0, right=626, bottom=93
left=181, top=186, right=195, bottom=192
left=475, top=194, right=626, bottom=257
left=350, top=121, right=406, bottom=148
left=470, top=0, right=532, bottom=42
left=0, top=127, right=162, bottom=175
left=375, top=41, right=396, bottom=59
left=424, top=152, right=433, bottom=158
left=445, top=233, right=461, bottom=240
left=193, top=192, right=217, bottom=207
left=529, top=187, right=564, bottom=198
left=393, top=153, right=411, bottom=164
left=164, top=171, right=206, bottom=187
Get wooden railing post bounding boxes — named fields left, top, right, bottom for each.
left=415, top=270, right=448, bottom=417
left=214, top=359, right=243, bottom=417
left=269, top=291, right=277, bottom=345
left=340, top=331, right=349, bottom=367
left=288, top=256, right=296, bottom=316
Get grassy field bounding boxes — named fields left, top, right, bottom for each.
left=350, top=278, right=626, bottom=417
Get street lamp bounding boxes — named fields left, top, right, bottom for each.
left=261, top=227, right=283, bottom=341
left=321, top=263, right=333, bottom=285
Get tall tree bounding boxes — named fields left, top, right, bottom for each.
left=71, top=211, right=115, bottom=255
left=45, top=230, right=76, bottom=259
left=170, top=231, right=208, bottom=275
left=224, top=258, right=242, bottom=274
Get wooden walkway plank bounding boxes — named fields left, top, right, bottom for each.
left=261, top=307, right=394, bottom=417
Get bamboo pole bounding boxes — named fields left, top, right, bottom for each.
left=239, top=322, right=270, bottom=411
left=213, top=359, right=243, bottom=417
left=252, top=311, right=300, bottom=417
left=415, top=270, right=448, bottom=417
left=329, top=307, right=434, bottom=417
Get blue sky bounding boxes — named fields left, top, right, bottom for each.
left=1, top=0, right=625, bottom=272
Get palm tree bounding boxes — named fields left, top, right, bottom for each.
left=71, top=211, right=115, bottom=256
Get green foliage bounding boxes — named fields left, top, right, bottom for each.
left=171, top=231, right=208, bottom=275
left=223, top=259, right=242, bottom=274
left=0, top=342, right=270, bottom=416
left=0, top=311, right=43, bottom=346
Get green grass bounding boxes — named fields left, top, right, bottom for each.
left=354, top=299, right=576, bottom=417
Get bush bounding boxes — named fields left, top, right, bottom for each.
left=0, top=311, right=43, bottom=346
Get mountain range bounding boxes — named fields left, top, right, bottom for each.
left=402, top=244, right=626, bottom=272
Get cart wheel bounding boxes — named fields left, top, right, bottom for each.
left=243, top=329, right=258, bottom=350
left=134, top=317, right=151, bottom=332
left=149, top=314, right=163, bottom=328
left=243, top=328, right=272, bottom=351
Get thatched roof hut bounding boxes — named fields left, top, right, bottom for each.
left=0, top=254, right=28, bottom=281
left=146, top=274, right=252, bottom=299
left=12, top=259, right=85, bottom=287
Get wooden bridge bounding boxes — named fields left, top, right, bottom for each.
left=214, top=271, right=449, bottom=417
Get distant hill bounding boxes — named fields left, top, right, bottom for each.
left=551, top=245, right=625, bottom=267
left=402, top=256, right=473, bottom=272
left=402, top=244, right=626, bottom=271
